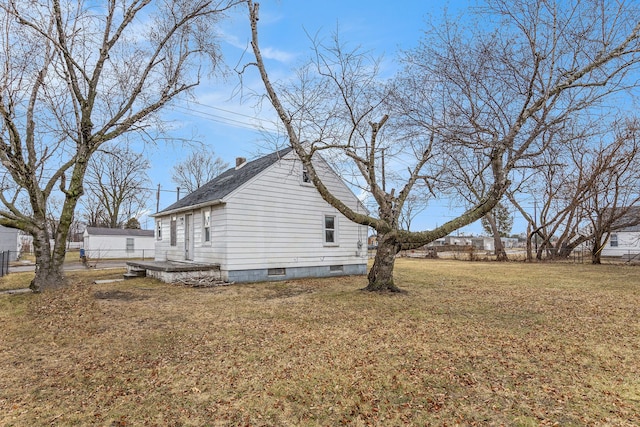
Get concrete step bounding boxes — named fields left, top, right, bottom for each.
left=124, top=268, right=147, bottom=279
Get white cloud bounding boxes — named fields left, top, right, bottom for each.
left=260, top=46, right=296, bottom=63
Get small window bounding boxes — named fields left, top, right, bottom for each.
left=324, top=215, right=336, bottom=244
left=126, top=238, right=134, bottom=253
left=156, top=220, right=162, bottom=240
left=329, top=265, right=343, bottom=273
left=268, top=268, right=286, bottom=276
left=610, top=233, right=618, bottom=247
left=203, top=209, right=211, bottom=243
left=170, top=216, right=177, bottom=246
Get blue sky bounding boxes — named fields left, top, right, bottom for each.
left=141, top=0, right=512, bottom=235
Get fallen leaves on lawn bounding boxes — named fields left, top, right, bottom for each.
left=0, top=260, right=639, bottom=426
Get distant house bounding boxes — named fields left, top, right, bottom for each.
left=83, top=227, right=155, bottom=259
left=444, top=235, right=473, bottom=246
left=601, top=225, right=640, bottom=259
left=151, top=147, right=368, bottom=283
left=502, top=237, right=520, bottom=248
left=0, top=225, right=20, bottom=261
left=472, top=237, right=495, bottom=251
left=472, top=236, right=521, bottom=251
left=426, top=237, right=446, bottom=247
left=598, top=207, right=640, bottom=259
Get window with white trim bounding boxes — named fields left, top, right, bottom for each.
left=170, top=216, right=177, bottom=246
left=324, top=214, right=336, bottom=244
left=203, top=209, right=211, bottom=243
left=126, top=238, right=134, bottom=253
left=610, top=233, right=618, bottom=247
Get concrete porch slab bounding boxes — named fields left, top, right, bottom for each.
left=126, top=260, right=220, bottom=272
left=126, top=261, right=222, bottom=283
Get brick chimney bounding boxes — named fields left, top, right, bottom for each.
left=235, top=157, right=246, bottom=169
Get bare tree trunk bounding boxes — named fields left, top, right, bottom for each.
left=556, top=244, right=571, bottom=259
left=29, top=163, right=84, bottom=292
left=365, top=234, right=402, bottom=292
left=30, top=230, right=66, bottom=292
left=591, top=248, right=602, bottom=264
left=486, top=213, right=508, bottom=261
left=555, top=235, right=590, bottom=260
left=591, top=233, right=604, bottom=264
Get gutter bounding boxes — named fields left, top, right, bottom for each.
left=150, top=199, right=225, bottom=218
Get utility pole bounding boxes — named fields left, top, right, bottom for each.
left=533, top=199, right=538, bottom=253
left=381, top=148, right=386, bottom=192
left=156, top=184, right=160, bottom=213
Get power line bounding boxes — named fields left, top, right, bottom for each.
left=177, top=97, right=270, bottom=121
left=168, top=103, right=280, bottom=134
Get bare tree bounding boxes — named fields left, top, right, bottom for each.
left=0, top=0, right=240, bottom=291
left=437, top=138, right=512, bottom=261
left=585, top=126, right=640, bottom=263
left=172, top=146, right=229, bottom=194
left=246, top=0, right=640, bottom=291
left=81, top=144, right=151, bottom=229
left=481, top=203, right=513, bottom=260
left=509, top=119, right=640, bottom=263
left=80, top=193, right=107, bottom=229
left=398, top=193, right=430, bottom=232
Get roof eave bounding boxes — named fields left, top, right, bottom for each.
left=150, top=199, right=225, bottom=218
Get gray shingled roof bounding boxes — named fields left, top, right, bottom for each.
left=86, top=227, right=154, bottom=237
left=612, top=206, right=640, bottom=232
left=158, top=147, right=294, bottom=214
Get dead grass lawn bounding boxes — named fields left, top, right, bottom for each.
left=1, top=259, right=639, bottom=426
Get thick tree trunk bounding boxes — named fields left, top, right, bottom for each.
left=591, top=249, right=602, bottom=264
left=591, top=234, right=604, bottom=264
left=29, top=230, right=67, bottom=292
left=486, top=213, right=508, bottom=261
left=28, top=161, right=85, bottom=292
left=554, top=242, right=575, bottom=260
left=365, top=235, right=402, bottom=292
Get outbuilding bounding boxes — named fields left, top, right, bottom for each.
left=83, top=227, right=155, bottom=260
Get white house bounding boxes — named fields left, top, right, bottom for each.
left=601, top=224, right=640, bottom=259
left=471, top=237, right=495, bottom=251
left=598, top=207, right=640, bottom=260
left=0, top=225, right=20, bottom=261
left=444, top=235, right=473, bottom=246
left=151, top=147, right=369, bottom=283
left=471, top=236, right=521, bottom=251
left=83, top=227, right=155, bottom=259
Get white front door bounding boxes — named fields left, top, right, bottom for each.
left=185, top=213, right=194, bottom=260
